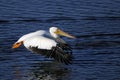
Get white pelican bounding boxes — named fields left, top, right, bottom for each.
left=12, top=27, right=75, bottom=64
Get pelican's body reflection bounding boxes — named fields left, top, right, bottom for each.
left=30, top=61, right=71, bottom=80
left=13, top=61, right=71, bottom=80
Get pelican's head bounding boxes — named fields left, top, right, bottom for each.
left=50, top=27, right=76, bottom=38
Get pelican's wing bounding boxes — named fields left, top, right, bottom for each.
left=28, top=43, right=73, bottom=65
left=52, top=43, right=73, bottom=64
left=24, top=36, right=73, bottom=64
left=24, top=36, right=57, bottom=50
left=17, top=30, right=47, bottom=42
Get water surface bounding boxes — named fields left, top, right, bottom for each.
left=0, top=0, right=120, bottom=80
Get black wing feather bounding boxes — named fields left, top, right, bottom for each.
left=28, top=43, right=73, bottom=65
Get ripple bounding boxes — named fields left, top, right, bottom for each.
left=76, top=33, right=120, bottom=38
left=82, top=16, right=120, bottom=20
left=0, top=20, right=10, bottom=24
left=76, top=40, right=120, bottom=49
left=0, top=16, right=76, bottom=24
left=45, top=16, right=76, bottom=23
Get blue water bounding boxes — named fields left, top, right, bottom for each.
left=0, top=0, right=120, bottom=80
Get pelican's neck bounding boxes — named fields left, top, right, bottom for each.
left=49, top=30, right=64, bottom=43
left=54, top=37, right=66, bottom=44
left=49, top=29, right=58, bottom=38
left=50, top=32, right=58, bottom=38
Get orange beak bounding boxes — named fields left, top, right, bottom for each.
left=12, top=41, right=23, bottom=49
left=55, top=29, right=76, bottom=39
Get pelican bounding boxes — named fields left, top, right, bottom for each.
left=12, top=27, right=75, bottom=64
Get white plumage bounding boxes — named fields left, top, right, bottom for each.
left=12, top=27, right=75, bottom=64
left=17, top=30, right=46, bottom=42
left=24, top=36, right=57, bottom=50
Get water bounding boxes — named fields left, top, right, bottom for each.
left=0, top=0, right=120, bottom=80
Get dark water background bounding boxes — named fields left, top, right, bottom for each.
left=0, top=0, right=120, bottom=80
